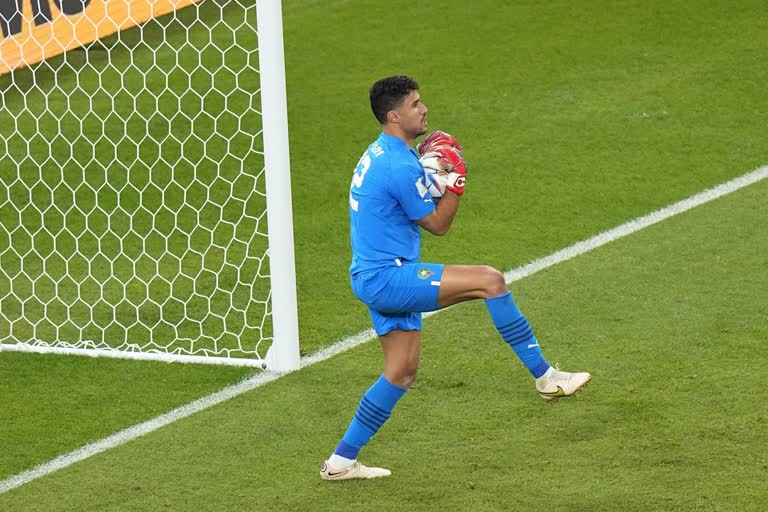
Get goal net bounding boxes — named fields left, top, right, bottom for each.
left=0, top=0, right=299, bottom=370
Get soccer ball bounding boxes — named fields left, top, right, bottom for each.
left=417, top=131, right=464, bottom=201
left=419, top=153, right=449, bottom=200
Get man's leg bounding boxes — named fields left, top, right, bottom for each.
left=321, top=329, right=419, bottom=480
left=380, top=328, right=421, bottom=388
left=438, top=265, right=591, bottom=399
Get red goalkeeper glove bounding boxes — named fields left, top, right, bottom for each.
left=417, top=130, right=463, bottom=156
left=420, top=146, right=467, bottom=196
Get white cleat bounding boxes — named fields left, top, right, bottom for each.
left=320, top=460, right=391, bottom=481
left=536, top=366, right=592, bottom=401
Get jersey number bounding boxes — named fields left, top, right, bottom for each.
left=349, top=152, right=371, bottom=212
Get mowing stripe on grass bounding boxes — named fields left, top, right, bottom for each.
left=1, top=164, right=766, bottom=495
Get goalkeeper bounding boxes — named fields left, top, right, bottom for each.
left=321, top=75, right=591, bottom=481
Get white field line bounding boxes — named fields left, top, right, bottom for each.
left=1, top=165, right=766, bottom=495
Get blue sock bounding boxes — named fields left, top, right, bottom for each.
left=485, top=291, right=550, bottom=378
left=334, top=375, right=407, bottom=460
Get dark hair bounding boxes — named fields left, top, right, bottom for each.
left=369, top=75, right=419, bottom=125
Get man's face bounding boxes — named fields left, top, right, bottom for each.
left=390, top=90, right=428, bottom=138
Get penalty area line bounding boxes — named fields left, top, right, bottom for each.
left=1, top=164, right=766, bottom=495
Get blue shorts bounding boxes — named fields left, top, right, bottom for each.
left=351, top=261, right=444, bottom=336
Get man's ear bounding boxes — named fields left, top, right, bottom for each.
left=387, top=110, right=400, bottom=124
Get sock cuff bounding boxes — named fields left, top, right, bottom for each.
left=379, top=374, right=408, bottom=393
left=365, top=374, right=407, bottom=411
left=485, top=290, right=511, bottom=305
left=485, top=290, right=522, bottom=325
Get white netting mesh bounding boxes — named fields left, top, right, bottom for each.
left=0, top=0, right=273, bottom=361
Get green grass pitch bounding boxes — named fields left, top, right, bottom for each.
left=2, top=0, right=768, bottom=510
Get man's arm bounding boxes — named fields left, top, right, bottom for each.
left=416, top=191, right=460, bottom=236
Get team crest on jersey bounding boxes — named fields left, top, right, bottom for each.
left=417, top=268, right=434, bottom=280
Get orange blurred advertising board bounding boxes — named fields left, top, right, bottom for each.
left=0, top=0, right=203, bottom=75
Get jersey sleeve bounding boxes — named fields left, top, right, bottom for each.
left=389, top=162, right=436, bottom=221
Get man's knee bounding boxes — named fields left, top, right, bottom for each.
left=387, top=364, right=418, bottom=389
left=481, top=266, right=507, bottom=298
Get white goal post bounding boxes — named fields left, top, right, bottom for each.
left=257, top=0, right=300, bottom=372
left=0, top=0, right=300, bottom=371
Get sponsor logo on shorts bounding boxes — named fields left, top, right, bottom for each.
left=417, top=268, right=434, bottom=279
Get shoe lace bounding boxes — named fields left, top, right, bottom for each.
left=549, top=364, right=575, bottom=385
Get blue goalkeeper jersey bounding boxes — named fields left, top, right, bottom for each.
left=349, top=132, right=436, bottom=275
